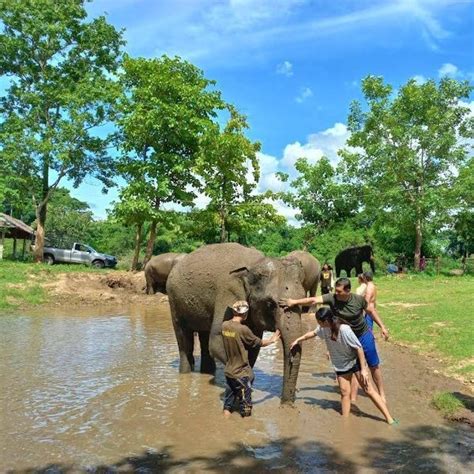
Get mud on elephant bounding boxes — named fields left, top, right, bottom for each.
left=166, top=243, right=306, bottom=404
left=287, top=250, right=320, bottom=297
left=144, top=252, right=185, bottom=295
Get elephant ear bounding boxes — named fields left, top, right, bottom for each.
left=229, top=267, right=250, bottom=297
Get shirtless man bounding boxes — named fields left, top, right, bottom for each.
left=351, top=270, right=388, bottom=402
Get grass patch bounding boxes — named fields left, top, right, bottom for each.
left=431, top=392, right=465, bottom=417
left=372, top=274, right=474, bottom=379
left=0, top=260, right=110, bottom=311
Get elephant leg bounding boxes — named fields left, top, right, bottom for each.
left=198, top=331, right=216, bottom=374
left=248, top=329, right=263, bottom=368
left=145, top=273, right=155, bottom=295
left=172, top=318, right=195, bottom=373
left=355, top=263, right=363, bottom=275
left=209, top=300, right=235, bottom=364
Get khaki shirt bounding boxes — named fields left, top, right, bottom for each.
left=222, top=320, right=262, bottom=379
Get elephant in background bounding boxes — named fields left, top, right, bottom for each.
left=166, top=243, right=306, bottom=404
left=145, top=252, right=185, bottom=295
left=335, top=245, right=375, bottom=278
left=287, top=250, right=321, bottom=297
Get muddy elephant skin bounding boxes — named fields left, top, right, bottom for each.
left=166, top=243, right=306, bottom=404
left=145, top=253, right=186, bottom=295
left=287, top=250, right=321, bottom=297
left=335, top=245, right=375, bottom=278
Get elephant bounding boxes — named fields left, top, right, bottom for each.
left=287, top=250, right=321, bottom=297
left=166, top=243, right=306, bottom=404
left=335, top=245, right=375, bottom=278
left=144, top=252, right=186, bottom=295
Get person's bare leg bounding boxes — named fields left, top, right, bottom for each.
left=370, top=366, right=386, bottom=404
left=337, top=374, right=352, bottom=417
left=355, top=372, right=393, bottom=423
left=350, top=376, right=360, bottom=402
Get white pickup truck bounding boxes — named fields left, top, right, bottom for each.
left=43, top=242, right=117, bottom=268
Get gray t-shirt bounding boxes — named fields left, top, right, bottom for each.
left=314, top=324, right=362, bottom=372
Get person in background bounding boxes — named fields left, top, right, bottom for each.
left=320, top=263, right=333, bottom=295
left=222, top=300, right=280, bottom=418
left=290, top=307, right=397, bottom=424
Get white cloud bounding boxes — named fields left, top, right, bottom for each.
left=412, top=74, right=427, bottom=84
left=295, top=87, right=313, bottom=103
left=438, top=62, right=459, bottom=77
left=276, top=60, right=294, bottom=77
left=281, top=141, right=323, bottom=167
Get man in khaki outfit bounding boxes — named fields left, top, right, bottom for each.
left=222, top=300, right=280, bottom=417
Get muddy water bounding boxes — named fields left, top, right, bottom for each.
left=0, top=304, right=472, bottom=473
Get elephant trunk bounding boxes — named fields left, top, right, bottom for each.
left=278, top=306, right=302, bottom=405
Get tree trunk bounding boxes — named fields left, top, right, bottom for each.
left=143, top=219, right=157, bottom=267
left=34, top=202, right=47, bottom=262
left=414, top=218, right=422, bottom=271
left=219, top=209, right=226, bottom=243
left=34, top=157, right=50, bottom=263
left=131, top=222, right=143, bottom=271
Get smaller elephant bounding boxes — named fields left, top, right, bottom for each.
left=287, top=250, right=321, bottom=297
left=144, top=252, right=185, bottom=295
left=335, top=245, right=375, bottom=278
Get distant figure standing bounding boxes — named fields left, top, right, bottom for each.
left=419, top=255, right=426, bottom=271
left=320, top=263, right=334, bottom=295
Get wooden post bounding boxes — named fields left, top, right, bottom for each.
left=436, top=257, right=440, bottom=275
left=22, top=239, right=27, bottom=259
left=0, top=228, right=5, bottom=260
left=13, top=237, right=17, bottom=259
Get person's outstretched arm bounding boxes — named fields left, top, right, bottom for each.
left=280, top=295, right=324, bottom=308
left=290, top=330, right=316, bottom=350
left=356, top=347, right=370, bottom=388
left=365, top=287, right=389, bottom=340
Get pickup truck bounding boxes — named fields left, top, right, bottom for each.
left=43, top=242, right=117, bottom=268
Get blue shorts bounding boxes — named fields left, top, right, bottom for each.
left=365, top=313, right=374, bottom=330
left=358, top=329, right=380, bottom=368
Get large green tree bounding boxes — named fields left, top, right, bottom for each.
left=0, top=0, right=123, bottom=261
left=117, top=55, right=225, bottom=265
left=278, top=156, right=359, bottom=234
left=196, top=108, right=273, bottom=242
left=341, top=76, right=474, bottom=269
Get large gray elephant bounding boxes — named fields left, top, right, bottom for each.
left=287, top=250, right=320, bottom=297
left=166, top=243, right=306, bottom=404
left=145, top=252, right=185, bottom=295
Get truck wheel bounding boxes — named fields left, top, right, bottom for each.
left=44, top=254, right=55, bottom=265
left=92, top=260, right=105, bottom=268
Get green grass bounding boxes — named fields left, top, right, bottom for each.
left=373, top=274, right=474, bottom=378
left=0, top=260, right=110, bottom=311
left=431, top=392, right=465, bottom=417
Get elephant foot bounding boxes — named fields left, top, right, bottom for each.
left=200, top=357, right=216, bottom=374
left=179, top=355, right=195, bottom=373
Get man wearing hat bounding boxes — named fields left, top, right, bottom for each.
left=222, top=300, right=280, bottom=418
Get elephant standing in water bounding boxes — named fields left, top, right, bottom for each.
left=166, top=243, right=306, bottom=404
left=335, top=245, right=375, bottom=277
left=145, top=253, right=185, bottom=294
left=287, top=250, right=321, bottom=297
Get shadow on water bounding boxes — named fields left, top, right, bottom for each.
left=14, top=424, right=474, bottom=473
left=13, top=437, right=357, bottom=473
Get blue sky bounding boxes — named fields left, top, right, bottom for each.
left=69, top=0, right=474, bottom=220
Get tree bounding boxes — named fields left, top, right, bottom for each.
left=277, top=156, right=359, bottom=234
left=0, top=0, right=123, bottom=262
left=111, top=182, right=152, bottom=270
left=341, top=76, right=474, bottom=269
left=196, top=108, right=263, bottom=242
left=117, top=55, right=225, bottom=266
left=45, top=187, right=94, bottom=247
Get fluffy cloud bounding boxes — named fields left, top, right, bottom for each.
left=276, top=60, right=294, bottom=77
left=438, top=63, right=459, bottom=77
left=412, top=74, right=427, bottom=84
left=295, top=87, right=313, bottom=103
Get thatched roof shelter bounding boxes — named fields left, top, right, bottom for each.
left=0, top=213, right=35, bottom=259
